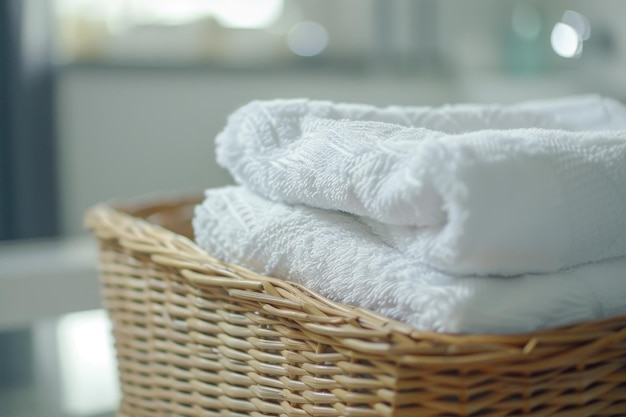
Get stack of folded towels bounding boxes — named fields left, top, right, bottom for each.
left=193, top=94, right=626, bottom=334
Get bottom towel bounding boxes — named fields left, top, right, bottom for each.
left=193, top=186, right=626, bottom=334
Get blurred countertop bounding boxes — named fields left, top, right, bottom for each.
left=0, top=236, right=100, bottom=331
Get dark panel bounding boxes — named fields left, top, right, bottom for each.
left=0, top=0, right=59, bottom=241
left=0, top=0, right=17, bottom=240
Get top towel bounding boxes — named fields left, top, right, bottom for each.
left=216, top=95, right=626, bottom=276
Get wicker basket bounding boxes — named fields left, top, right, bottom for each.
left=85, top=194, right=626, bottom=417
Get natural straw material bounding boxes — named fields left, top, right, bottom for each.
left=85, top=195, right=626, bottom=417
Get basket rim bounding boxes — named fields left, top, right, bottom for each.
left=84, top=193, right=626, bottom=366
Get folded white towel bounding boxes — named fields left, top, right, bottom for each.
left=193, top=187, right=626, bottom=334
left=216, top=96, right=626, bottom=276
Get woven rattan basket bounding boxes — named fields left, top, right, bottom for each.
left=85, top=194, right=626, bottom=417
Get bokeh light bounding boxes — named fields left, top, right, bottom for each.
left=561, top=10, right=590, bottom=41
left=550, top=10, right=590, bottom=59
left=551, top=22, right=582, bottom=58
left=287, top=21, right=328, bottom=57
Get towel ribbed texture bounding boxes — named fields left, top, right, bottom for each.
left=194, top=186, right=626, bottom=333
left=216, top=96, right=626, bottom=275
left=191, top=95, right=626, bottom=333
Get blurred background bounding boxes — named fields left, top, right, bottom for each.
left=1, top=1, right=625, bottom=416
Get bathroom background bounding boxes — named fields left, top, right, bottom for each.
left=1, top=1, right=625, bottom=416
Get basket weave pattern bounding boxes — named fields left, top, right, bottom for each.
left=85, top=197, right=626, bottom=417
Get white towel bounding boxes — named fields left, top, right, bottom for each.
left=193, top=187, right=626, bottom=334
left=215, top=96, right=626, bottom=276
